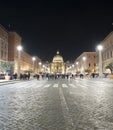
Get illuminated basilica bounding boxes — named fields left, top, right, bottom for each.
left=50, top=51, right=66, bottom=74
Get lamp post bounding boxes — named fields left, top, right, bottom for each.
left=39, top=62, right=42, bottom=74
left=17, top=45, right=22, bottom=78
left=42, top=65, right=46, bottom=73
left=32, top=57, right=36, bottom=73
left=72, top=64, right=75, bottom=74
left=97, top=44, right=103, bottom=77
left=82, top=56, right=86, bottom=74
left=76, top=61, right=79, bottom=73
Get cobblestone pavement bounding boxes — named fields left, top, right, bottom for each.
left=0, top=78, right=113, bottom=130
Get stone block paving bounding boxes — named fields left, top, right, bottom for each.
left=0, top=79, right=113, bottom=129
left=63, top=78, right=113, bottom=129
left=0, top=81, right=67, bottom=130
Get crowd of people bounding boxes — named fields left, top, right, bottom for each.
left=32, top=73, right=100, bottom=80
left=20, top=73, right=30, bottom=80
left=19, top=72, right=100, bottom=80
left=0, top=71, right=102, bottom=81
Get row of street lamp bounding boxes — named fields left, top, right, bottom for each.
left=17, top=45, right=22, bottom=78
left=67, top=44, right=103, bottom=77
left=97, top=44, right=103, bottom=77
left=17, top=44, right=103, bottom=78
left=17, top=45, right=42, bottom=78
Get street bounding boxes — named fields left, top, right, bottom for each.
left=0, top=78, right=113, bottom=130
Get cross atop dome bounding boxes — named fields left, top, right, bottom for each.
left=56, top=50, right=59, bottom=55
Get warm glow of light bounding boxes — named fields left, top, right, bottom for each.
left=83, top=56, right=86, bottom=61
left=39, top=62, right=42, bottom=65
left=72, top=64, right=74, bottom=67
left=32, top=57, right=36, bottom=61
left=17, top=45, right=22, bottom=51
left=76, top=62, right=79, bottom=65
left=43, top=65, right=45, bottom=68
left=97, top=45, right=103, bottom=51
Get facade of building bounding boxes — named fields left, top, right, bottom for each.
left=19, top=51, right=33, bottom=73
left=65, top=61, right=75, bottom=74
left=8, top=31, right=21, bottom=74
left=8, top=32, right=41, bottom=74
left=0, top=25, right=8, bottom=64
left=97, top=32, right=113, bottom=73
left=74, top=52, right=96, bottom=74
left=33, top=56, right=41, bottom=74
left=50, top=51, right=66, bottom=74
left=41, top=61, right=51, bottom=74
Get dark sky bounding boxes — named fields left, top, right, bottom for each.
left=0, top=0, right=113, bottom=61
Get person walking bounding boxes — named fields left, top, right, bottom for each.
left=28, top=73, right=30, bottom=80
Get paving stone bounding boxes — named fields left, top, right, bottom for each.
left=0, top=79, right=113, bottom=129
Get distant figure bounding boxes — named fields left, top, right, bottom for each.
left=80, top=74, right=84, bottom=79
left=46, top=73, right=49, bottom=80
left=28, top=73, right=30, bottom=80
left=92, top=73, right=95, bottom=78
left=66, top=74, right=69, bottom=79
left=37, top=74, right=40, bottom=80
left=42, top=74, right=44, bottom=79
left=20, top=73, right=23, bottom=80
left=14, top=73, right=17, bottom=80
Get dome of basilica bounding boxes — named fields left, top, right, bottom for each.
left=52, top=51, right=64, bottom=63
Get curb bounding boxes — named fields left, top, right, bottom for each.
left=0, top=79, right=33, bottom=86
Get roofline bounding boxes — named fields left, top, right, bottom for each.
left=8, top=31, right=22, bottom=39
left=0, top=24, right=8, bottom=33
left=101, top=31, right=113, bottom=43
left=75, top=51, right=96, bottom=61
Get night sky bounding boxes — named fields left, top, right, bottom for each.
left=1, top=0, right=113, bottom=61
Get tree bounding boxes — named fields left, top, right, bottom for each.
left=85, top=68, right=91, bottom=74
left=24, top=69, right=33, bottom=73
left=0, top=61, right=14, bottom=74
left=76, top=71, right=80, bottom=74
left=105, top=62, right=113, bottom=74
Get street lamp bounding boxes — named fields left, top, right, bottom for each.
left=32, top=57, right=36, bottom=73
left=17, top=45, right=23, bottom=78
left=43, top=65, right=46, bottom=73
left=39, top=62, right=42, bottom=66
left=97, top=44, right=103, bottom=77
left=76, top=62, right=79, bottom=65
left=39, top=62, right=42, bottom=73
left=72, top=64, right=75, bottom=74
left=76, top=62, right=79, bottom=72
left=82, top=56, right=86, bottom=74
left=82, top=56, right=86, bottom=61
left=72, top=64, right=74, bottom=68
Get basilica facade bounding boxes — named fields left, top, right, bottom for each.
left=50, top=51, right=66, bottom=74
